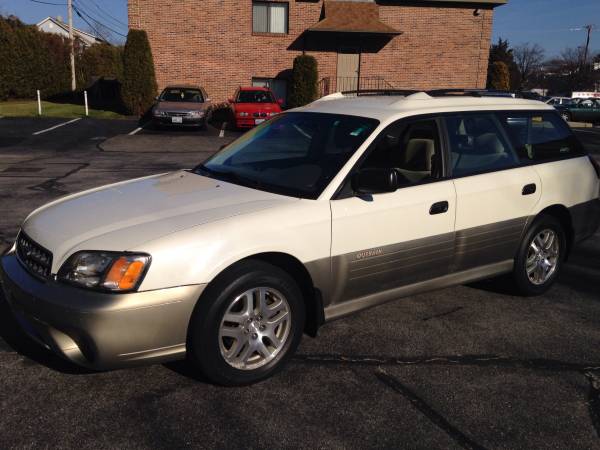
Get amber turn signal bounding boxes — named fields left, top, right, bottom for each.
left=103, top=256, right=148, bottom=290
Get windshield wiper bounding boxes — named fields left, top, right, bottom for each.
left=194, top=164, right=262, bottom=188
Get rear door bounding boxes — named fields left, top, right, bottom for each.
left=329, top=118, right=456, bottom=310
left=445, top=113, right=541, bottom=272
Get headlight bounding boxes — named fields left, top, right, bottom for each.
left=189, top=110, right=205, bottom=118
left=238, top=112, right=249, bottom=117
left=58, top=251, right=151, bottom=292
left=153, top=109, right=167, bottom=117
left=268, top=112, right=278, bottom=117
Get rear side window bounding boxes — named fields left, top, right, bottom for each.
left=498, top=112, right=584, bottom=162
left=444, top=114, right=518, bottom=177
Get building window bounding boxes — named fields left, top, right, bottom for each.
left=253, top=2, right=288, bottom=34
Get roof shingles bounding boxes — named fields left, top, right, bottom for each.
left=308, top=1, right=401, bottom=35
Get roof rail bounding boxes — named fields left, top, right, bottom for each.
left=340, top=89, right=420, bottom=97
left=427, top=89, right=515, bottom=98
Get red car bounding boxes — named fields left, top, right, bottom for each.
left=229, top=87, right=283, bottom=129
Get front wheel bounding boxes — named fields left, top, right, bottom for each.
left=560, top=111, right=571, bottom=123
left=512, top=215, right=566, bottom=296
left=187, top=260, right=305, bottom=385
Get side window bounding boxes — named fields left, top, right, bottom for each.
left=445, top=114, right=518, bottom=177
left=498, top=112, right=584, bottom=162
left=360, top=119, right=441, bottom=186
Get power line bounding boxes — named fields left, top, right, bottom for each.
left=72, top=4, right=110, bottom=41
left=29, top=0, right=67, bottom=5
left=77, top=0, right=127, bottom=28
left=72, top=2, right=127, bottom=37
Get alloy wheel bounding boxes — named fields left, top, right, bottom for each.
left=525, top=229, right=560, bottom=285
left=218, top=287, right=291, bottom=370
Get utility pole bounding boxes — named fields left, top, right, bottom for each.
left=583, top=25, right=593, bottom=66
left=68, top=0, right=76, bottom=91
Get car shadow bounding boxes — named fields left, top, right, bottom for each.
left=0, top=290, right=95, bottom=374
left=467, top=241, right=600, bottom=299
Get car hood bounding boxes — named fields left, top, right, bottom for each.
left=22, top=171, right=297, bottom=271
left=234, top=103, right=281, bottom=113
left=156, top=101, right=209, bottom=112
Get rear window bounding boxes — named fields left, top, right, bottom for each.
left=237, top=90, right=275, bottom=103
left=498, top=112, right=585, bottom=162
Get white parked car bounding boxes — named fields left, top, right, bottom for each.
left=546, top=97, right=574, bottom=106
left=2, top=91, right=599, bottom=385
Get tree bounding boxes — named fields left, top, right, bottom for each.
left=488, top=61, right=510, bottom=91
left=121, top=29, right=157, bottom=116
left=513, top=43, right=545, bottom=90
left=288, top=54, right=318, bottom=108
left=542, top=47, right=596, bottom=95
left=487, top=38, right=519, bottom=91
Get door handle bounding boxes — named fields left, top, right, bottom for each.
left=522, top=183, right=537, bottom=195
left=430, top=201, right=449, bottom=215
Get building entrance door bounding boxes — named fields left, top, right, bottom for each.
left=337, top=49, right=360, bottom=92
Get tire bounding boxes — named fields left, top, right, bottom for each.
left=187, top=260, right=305, bottom=386
left=512, top=215, right=566, bottom=296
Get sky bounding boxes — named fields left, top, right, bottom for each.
left=0, top=0, right=598, bottom=57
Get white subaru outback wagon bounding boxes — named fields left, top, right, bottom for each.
left=2, top=91, right=599, bottom=385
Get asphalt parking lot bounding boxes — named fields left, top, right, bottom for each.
left=1, top=117, right=600, bottom=449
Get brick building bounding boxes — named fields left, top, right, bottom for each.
left=128, top=0, right=506, bottom=104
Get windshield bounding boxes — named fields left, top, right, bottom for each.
left=194, top=112, right=379, bottom=199
left=237, top=90, right=276, bottom=103
left=160, top=88, right=204, bottom=103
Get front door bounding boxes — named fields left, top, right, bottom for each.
left=337, top=50, right=360, bottom=92
left=329, top=118, right=457, bottom=316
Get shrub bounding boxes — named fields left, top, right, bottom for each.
left=0, top=15, right=71, bottom=100
left=288, top=54, right=318, bottom=108
left=487, top=61, right=510, bottom=91
left=78, top=43, right=124, bottom=88
left=121, top=29, right=157, bottom=116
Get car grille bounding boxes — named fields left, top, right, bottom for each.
left=16, top=232, right=53, bottom=279
left=166, top=111, right=189, bottom=117
left=252, top=112, right=268, bottom=118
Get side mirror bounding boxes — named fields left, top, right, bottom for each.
left=228, top=98, right=234, bottom=103
left=277, top=98, right=284, bottom=105
left=351, top=168, right=399, bottom=195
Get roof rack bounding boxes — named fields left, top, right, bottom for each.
left=340, top=89, right=420, bottom=97
left=335, top=88, right=515, bottom=98
left=427, top=89, right=515, bottom=98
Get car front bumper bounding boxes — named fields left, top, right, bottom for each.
left=0, top=254, right=206, bottom=370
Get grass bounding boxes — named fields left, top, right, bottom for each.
left=0, top=100, right=127, bottom=119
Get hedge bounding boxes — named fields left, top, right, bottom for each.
left=121, top=29, right=157, bottom=116
left=0, top=15, right=126, bottom=102
left=0, top=16, right=71, bottom=99
left=288, top=54, right=318, bottom=108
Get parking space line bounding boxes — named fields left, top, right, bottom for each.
left=129, top=127, right=143, bottom=136
left=32, top=118, right=81, bottom=135
left=219, top=122, right=227, bottom=138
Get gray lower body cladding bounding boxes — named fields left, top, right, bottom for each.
left=0, top=254, right=205, bottom=369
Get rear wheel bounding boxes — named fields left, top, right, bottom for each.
left=560, top=111, right=571, bottom=122
left=513, top=215, right=566, bottom=296
left=187, top=260, right=305, bottom=385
